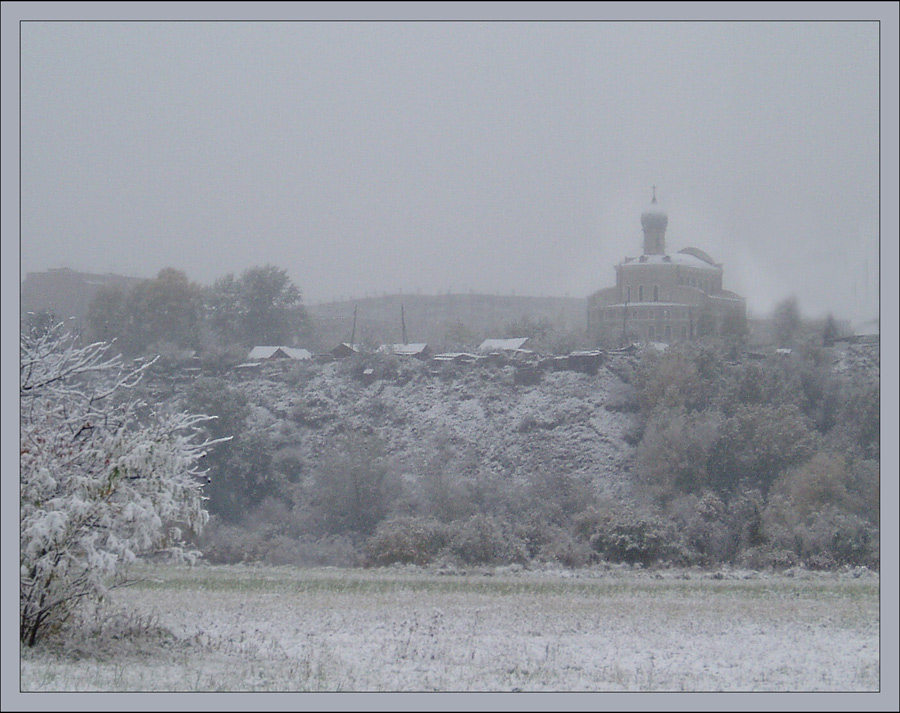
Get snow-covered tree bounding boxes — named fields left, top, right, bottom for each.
left=20, top=325, right=224, bottom=646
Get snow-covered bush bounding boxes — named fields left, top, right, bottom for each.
left=585, top=503, right=686, bottom=567
left=20, top=325, right=223, bottom=645
left=364, top=516, right=449, bottom=566
left=445, top=514, right=528, bottom=565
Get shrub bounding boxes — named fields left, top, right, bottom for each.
left=666, top=492, right=731, bottom=566
left=445, top=515, right=527, bottom=565
left=708, top=403, right=818, bottom=494
left=634, top=407, right=723, bottom=500
left=586, top=505, right=685, bottom=567
left=364, top=517, right=448, bottom=567
left=738, top=546, right=799, bottom=571
left=535, top=527, right=595, bottom=568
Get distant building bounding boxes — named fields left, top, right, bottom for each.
left=248, top=346, right=312, bottom=361
left=331, top=343, right=361, bottom=359
left=478, top=337, right=530, bottom=353
left=587, top=190, right=746, bottom=345
left=20, top=267, right=143, bottom=323
left=377, top=343, right=432, bottom=360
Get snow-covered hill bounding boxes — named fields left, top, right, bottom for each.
left=212, top=354, right=639, bottom=498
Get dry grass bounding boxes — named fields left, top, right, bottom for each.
left=20, top=562, right=880, bottom=693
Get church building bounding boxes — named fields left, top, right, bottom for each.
left=587, top=190, right=746, bottom=345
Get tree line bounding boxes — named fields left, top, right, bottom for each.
left=69, top=265, right=314, bottom=356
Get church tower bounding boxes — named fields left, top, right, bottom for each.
left=641, top=186, right=668, bottom=255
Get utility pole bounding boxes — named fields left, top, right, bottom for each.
left=401, top=303, right=408, bottom=345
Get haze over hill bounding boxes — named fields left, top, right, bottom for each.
left=307, top=292, right=588, bottom=351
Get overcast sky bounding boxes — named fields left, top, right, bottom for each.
left=12, top=8, right=893, bottom=325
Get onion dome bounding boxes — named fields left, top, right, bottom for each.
left=641, top=186, right=668, bottom=231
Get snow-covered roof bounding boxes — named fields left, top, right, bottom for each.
left=248, top=346, right=312, bottom=360
left=621, top=250, right=721, bottom=271
left=432, top=352, right=481, bottom=362
left=478, top=337, right=530, bottom=352
left=378, top=343, right=430, bottom=356
left=677, top=247, right=717, bottom=265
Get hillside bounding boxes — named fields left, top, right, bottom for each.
left=234, top=355, right=633, bottom=490
left=134, top=335, right=880, bottom=570
left=152, top=349, right=640, bottom=499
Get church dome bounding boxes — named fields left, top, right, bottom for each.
left=640, top=188, right=668, bottom=231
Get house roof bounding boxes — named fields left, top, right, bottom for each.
left=478, top=337, right=530, bottom=352
left=248, top=346, right=312, bottom=360
left=378, top=343, right=430, bottom=356
left=621, top=249, right=721, bottom=271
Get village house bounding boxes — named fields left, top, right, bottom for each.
left=377, top=343, right=433, bottom=360
left=247, top=346, right=312, bottom=361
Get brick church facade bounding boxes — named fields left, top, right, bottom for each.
left=587, top=190, right=746, bottom=345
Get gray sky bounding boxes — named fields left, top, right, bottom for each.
left=14, top=10, right=891, bottom=325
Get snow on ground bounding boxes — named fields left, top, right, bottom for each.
left=227, top=359, right=639, bottom=498
left=20, top=563, right=880, bottom=693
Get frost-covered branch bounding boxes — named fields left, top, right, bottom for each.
left=20, top=326, right=226, bottom=646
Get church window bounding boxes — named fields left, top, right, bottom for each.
left=648, top=325, right=655, bottom=340
left=653, top=285, right=659, bottom=301
left=639, top=285, right=644, bottom=301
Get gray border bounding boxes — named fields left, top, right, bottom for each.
left=3, top=2, right=898, bottom=711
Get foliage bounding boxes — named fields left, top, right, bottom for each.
left=439, top=319, right=480, bottom=352
left=532, top=526, right=595, bottom=568
left=586, top=504, right=685, bottom=567
left=364, top=517, right=449, bottom=566
left=707, top=403, right=818, bottom=494
left=822, top=313, right=840, bottom=345
left=409, top=434, right=480, bottom=523
left=445, top=514, right=527, bottom=565
left=20, top=325, right=221, bottom=645
left=179, top=378, right=272, bottom=524
left=826, top=377, right=880, bottom=461
left=633, top=342, right=724, bottom=414
left=759, top=452, right=880, bottom=568
left=200, top=517, right=360, bottom=567
left=85, top=286, right=129, bottom=345
left=634, top=407, right=723, bottom=498
left=206, top=265, right=311, bottom=348
left=305, top=432, right=399, bottom=537
left=665, top=492, right=732, bottom=566
left=773, top=296, right=802, bottom=347
left=125, top=268, right=203, bottom=353
left=84, top=269, right=203, bottom=355
left=521, top=469, right=598, bottom=525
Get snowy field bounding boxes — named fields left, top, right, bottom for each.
left=20, top=563, right=879, bottom=694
